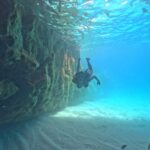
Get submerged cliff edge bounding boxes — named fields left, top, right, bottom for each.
left=0, top=0, right=81, bottom=125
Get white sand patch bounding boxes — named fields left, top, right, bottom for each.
left=0, top=97, right=150, bottom=150
left=0, top=116, right=150, bottom=150
left=55, top=97, right=150, bottom=120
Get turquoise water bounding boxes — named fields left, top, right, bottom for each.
left=0, top=1, right=150, bottom=150
left=74, top=0, right=150, bottom=119
left=44, top=0, right=150, bottom=122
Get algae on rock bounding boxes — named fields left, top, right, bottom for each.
left=0, top=0, right=81, bottom=125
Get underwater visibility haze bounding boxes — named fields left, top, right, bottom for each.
left=64, top=0, right=150, bottom=120
left=0, top=0, right=150, bottom=150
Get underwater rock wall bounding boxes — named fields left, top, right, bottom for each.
left=0, top=0, right=80, bottom=125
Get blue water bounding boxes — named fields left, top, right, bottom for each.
left=77, top=0, right=150, bottom=119
left=0, top=1, right=150, bottom=150
left=81, top=41, right=150, bottom=99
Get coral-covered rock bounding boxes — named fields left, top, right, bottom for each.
left=0, top=0, right=80, bottom=125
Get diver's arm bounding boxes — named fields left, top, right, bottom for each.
left=90, top=75, right=100, bottom=85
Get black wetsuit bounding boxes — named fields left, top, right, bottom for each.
left=72, top=58, right=100, bottom=88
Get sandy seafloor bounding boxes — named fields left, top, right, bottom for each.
left=0, top=97, right=150, bottom=150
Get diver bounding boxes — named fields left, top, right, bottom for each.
left=72, top=58, right=100, bottom=88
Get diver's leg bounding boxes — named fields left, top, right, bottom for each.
left=76, top=58, right=81, bottom=73
left=86, top=58, right=93, bottom=72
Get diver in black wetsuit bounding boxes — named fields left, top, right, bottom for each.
left=72, top=58, right=100, bottom=88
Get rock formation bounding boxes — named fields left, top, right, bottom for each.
left=0, top=0, right=80, bottom=125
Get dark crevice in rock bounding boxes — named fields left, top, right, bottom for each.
left=0, top=0, right=14, bottom=35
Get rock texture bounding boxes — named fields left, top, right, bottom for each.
left=0, top=0, right=80, bottom=125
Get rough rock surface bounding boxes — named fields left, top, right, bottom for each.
left=0, top=0, right=80, bottom=125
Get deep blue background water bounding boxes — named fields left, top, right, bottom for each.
left=83, top=41, right=150, bottom=98
left=78, top=0, right=150, bottom=103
